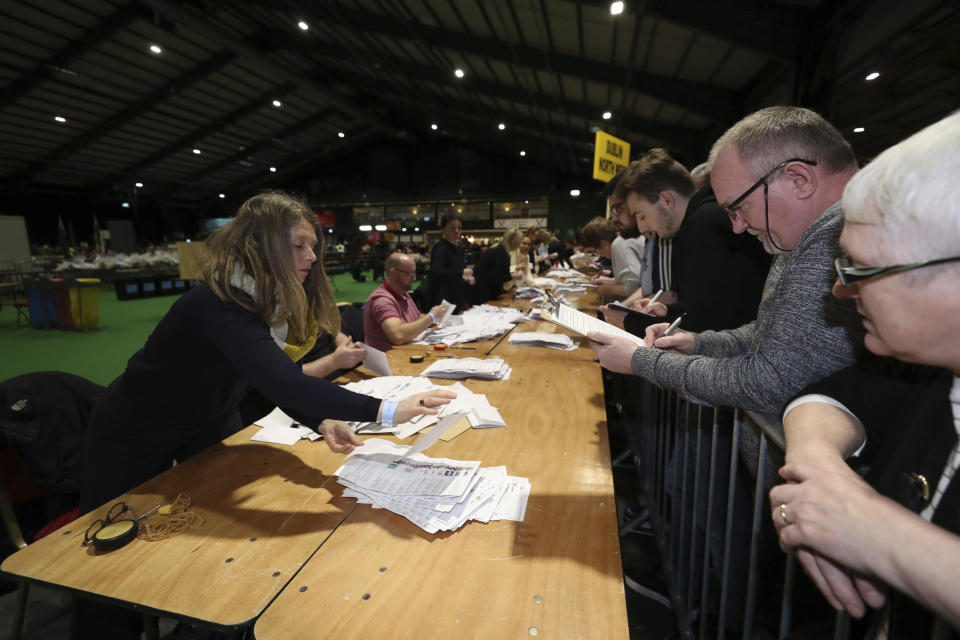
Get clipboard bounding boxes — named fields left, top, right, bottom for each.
left=539, top=293, right=646, bottom=348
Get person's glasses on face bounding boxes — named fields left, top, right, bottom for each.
left=393, top=268, right=415, bottom=276
left=833, top=254, right=960, bottom=294
left=723, top=158, right=818, bottom=224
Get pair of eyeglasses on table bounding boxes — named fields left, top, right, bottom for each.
left=83, top=501, right=160, bottom=551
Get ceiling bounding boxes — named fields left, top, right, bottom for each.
left=1, top=0, right=957, bottom=209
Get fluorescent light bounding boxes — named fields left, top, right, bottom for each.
left=269, top=166, right=277, bottom=172
left=149, top=44, right=162, bottom=54
left=454, top=68, right=464, bottom=79
left=218, top=193, right=225, bottom=199
left=431, top=123, right=438, bottom=130
left=569, top=189, right=581, bottom=197
left=358, top=225, right=372, bottom=231
left=192, top=148, right=201, bottom=155
left=853, top=127, right=865, bottom=133
left=122, top=202, right=130, bottom=208
left=135, top=182, right=143, bottom=188
left=298, top=21, right=309, bottom=31
left=401, top=228, right=407, bottom=232
left=375, top=224, right=387, bottom=231
left=865, top=72, right=880, bottom=81
left=328, top=228, right=333, bottom=233
left=414, top=227, right=420, bottom=232
left=498, top=123, right=506, bottom=130
left=272, top=99, right=282, bottom=108
left=602, top=111, right=612, bottom=120
left=610, top=1, right=624, bottom=15
left=520, top=150, right=526, bottom=157
left=338, top=132, right=345, bottom=138
left=54, top=115, right=66, bottom=123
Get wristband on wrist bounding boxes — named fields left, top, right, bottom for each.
left=381, top=400, right=398, bottom=427
left=428, top=312, right=437, bottom=324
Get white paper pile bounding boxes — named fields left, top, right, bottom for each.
left=545, top=267, right=591, bottom=283
left=513, top=286, right=546, bottom=299
left=508, top=331, right=577, bottom=350
left=553, top=283, right=587, bottom=295
left=335, top=438, right=530, bottom=534
left=420, top=357, right=511, bottom=380
left=531, top=277, right=561, bottom=288
left=342, top=377, right=507, bottom=437
left=251, top=407, right=321, bottom=445
left=413, top=304, right=525, bottom=345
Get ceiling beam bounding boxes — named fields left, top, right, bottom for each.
left=13, top=51, right=236, bottom=185
left=265, top=8, right=741, bottom=122
left=90, top=82, right=298, bottom=195
left=0, top=2, right=149, bottom=111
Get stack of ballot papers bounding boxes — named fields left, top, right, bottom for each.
left=420, top=357, right=511, bottom=380
left=335, top=438, right=530, bottom=533
left=342, top=377, right=507, bottom=438
left=545, top=267, right=592, bottom=283
left=251, top=406, right=321, bottom=445
left=413, top=304, right=526, bottom=345
left=552, top=283, right=587, bottom=295
left=508, top=331, right=577, bottom=350
left=513, top=286, right=546, bottom=299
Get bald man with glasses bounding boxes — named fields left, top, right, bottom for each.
left=363, top=252, right=446, bottom=351
left=590, top=106, right=865, bottom=418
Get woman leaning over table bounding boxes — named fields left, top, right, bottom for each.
left=74, top=191, right=454, bottom=638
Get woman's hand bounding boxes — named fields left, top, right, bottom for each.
left=633, top=298, right=667, bottom=316
left=394, top=389, right=457, bottom=424
left=318, top=419, right=362, bottom=453
left=644, top=323, right=695, bottom=353
left=332, top=340, right=367, bottom=370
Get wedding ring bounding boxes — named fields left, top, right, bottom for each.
left=419, top=398, right=425, bottom=406
left=779, top=503, right=789, bottom=525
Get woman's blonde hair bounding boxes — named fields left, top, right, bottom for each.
left=202, top=191, right=339, bottom=341
left=501, top=227, right=523, bottom=251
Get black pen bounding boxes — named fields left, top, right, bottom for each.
left=661, top=313, right=686, bottom=337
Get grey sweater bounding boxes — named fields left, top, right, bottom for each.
left=629, top=202, right=865, bottom=414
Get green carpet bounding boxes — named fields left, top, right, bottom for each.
left=0, top=271, right=382, bottom=386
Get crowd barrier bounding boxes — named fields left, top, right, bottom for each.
left=611, top=375, right=855, bottom=639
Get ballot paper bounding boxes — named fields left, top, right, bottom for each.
left=420, top=357, right=512, bottom=380
left=513, top=286, right=546, bottom=299
left=437, top=298, right=457, bottom=326
left=335, top=438, right=531, bottom=533
left=361, top=344, right=392, bottom=376
left=542, top=301, right=647, bottom=348
left=413, top=304, right=526, bottom=345
left=508, top=331, right=577, bottom=350
left=251, top=407, right=321, bottom=444
left=403, top=412, right=470, bottom=456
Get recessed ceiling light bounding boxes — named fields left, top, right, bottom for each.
left=135, top=182, right=143, bottom=188
left=454, top=68, right=465, bottom=79
left=865, top=72, right=880, bottom=81
left=219, top=193, right=226, bottom=198
left=431, top=123, right=438, bottom=130
left=375, top=225, right=387, bottom=231
left=149, top=44, right=162, bottom=54
left=54, top=115, right=66, bottom=123
left=297, top=21, right=309, bottom=31
left=338, top=132, right=345, bottom=138
left=122, top=202, right=130, bottom=208
left=602, top=111, right=612, bottom=120
left=358, top=225, right=372, bottom=231
left=269, top=166, right=277, bottom=172
left=498, top=123, right=506, bottom=130
left=272, top=99, right=282, bottom=108
left=520, top=150, right=526, bottom=156
left=192, top=148, right=201, bottom=155
left=569, top=189, right=581, bottom=197
left=414, top=227, right=420, bottom=232
left=610, top=1, right=624, bottom=15
left=854, top=127, right=865, bottom=133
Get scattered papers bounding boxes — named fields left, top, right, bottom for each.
left=361, top=344, right=392, bottom=376
left=508, top=331, right=577, bottom=350
left=437, top=298, right=457, bottom=326
left=420, top=357, right=512, bottom=380
left=414, top=304, right=527, bottom=345
left=341, top=376, right=507, bottom=437
left=336, top=438, right=530, bottom=533
left=251, top=407, right=321, bottom=444
left=514, top=286, right=546, bottom=299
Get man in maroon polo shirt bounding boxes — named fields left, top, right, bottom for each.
left=363, top=252, right=447, bottom=351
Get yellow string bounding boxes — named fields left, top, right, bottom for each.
left=137, top=493, right=205, bottom=541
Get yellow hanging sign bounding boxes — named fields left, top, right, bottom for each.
left=593, top=130, right=630, bottom=182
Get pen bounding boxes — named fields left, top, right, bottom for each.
left=661, top=313, right=686, bottom=337
left=647, top=289, right=664, bottom=305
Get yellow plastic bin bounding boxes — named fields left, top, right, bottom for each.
left=69, top=278, right=101, bottom=330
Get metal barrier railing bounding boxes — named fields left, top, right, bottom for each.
left=617, top=376, right=850, bottom=639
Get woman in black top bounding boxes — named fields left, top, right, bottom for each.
left=425, top=212, right=469, bottom=310
left=473, top=228, right=523, bottom=303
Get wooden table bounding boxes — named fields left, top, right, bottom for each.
left=255, top=290, right=629, bottom=639
left=0, top=427, right=355, bottom=632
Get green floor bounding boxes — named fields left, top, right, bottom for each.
left=0, top=271, right=381, bottom=386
